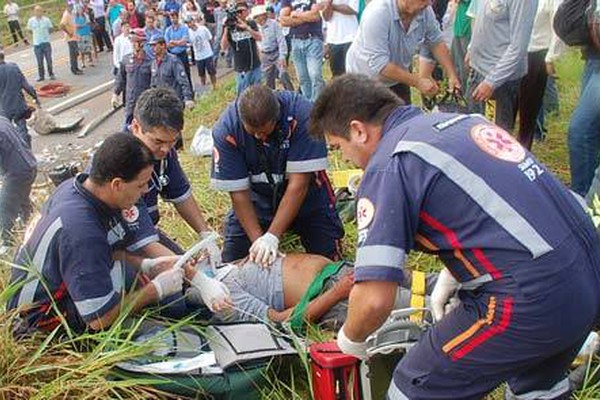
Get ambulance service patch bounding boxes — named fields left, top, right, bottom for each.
left=470, top=124, right=525, bottom=163
left=122, top=206, right=140, bottom=223
left=356, top=198, right=375, bottom=230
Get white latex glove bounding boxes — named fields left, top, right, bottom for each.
left=337, top=325, right=367, bottom=360
left=111, top=93, right=120, bottom=109
left=140, top=255, right=181, bottom=278
left=200, top=231, right=222, bottom=270
left=185, top=100, right=195, bottom=110
left=189, top=271, right=232, bottom=312
left=431, top=268, right=460, bottom=322
left=249, top=232, right=279, bottom=267
left=151, top=267, right=184, bottom=300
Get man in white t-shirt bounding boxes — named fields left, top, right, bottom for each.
left=187, top=16, right=217, bottom=90
left=4, top=0, right=29, bottom=46
left=321, top=0, right=358, bottom=76
left=113, top=21, right=133, bottom=71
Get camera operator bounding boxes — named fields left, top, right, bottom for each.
left=220, top=1, right=262, bottom=95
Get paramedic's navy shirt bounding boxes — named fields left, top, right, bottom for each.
left=210, top=91, right=330, bottom=213
left=355, top=106, right=595, bottom=296
left=8, top=174, right=159, bottom=333
left=143, top=148, right=192, bottom=225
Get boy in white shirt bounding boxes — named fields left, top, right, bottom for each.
left=187, top=16, right=217, bottom=91
left=4, top=0, right=29, bottom=46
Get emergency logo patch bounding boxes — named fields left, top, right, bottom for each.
left=470, top=124, right=525, bottom=163
left=356, top=198, right=375, bottom=230
left=122, top=206, right=139, bottom=223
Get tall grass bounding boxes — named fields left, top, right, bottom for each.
left=1, top=50, right=599, bottom=399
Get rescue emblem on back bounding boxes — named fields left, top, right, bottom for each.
left=470, top=124, right=526, bottom=163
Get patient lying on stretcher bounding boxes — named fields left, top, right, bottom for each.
left=185, top=253, right=436, bottom=328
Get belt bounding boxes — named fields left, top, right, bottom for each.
left=291, top=32, right=321, bottom=40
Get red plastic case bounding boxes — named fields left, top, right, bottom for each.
left=309, top=341, right=362, bottom=400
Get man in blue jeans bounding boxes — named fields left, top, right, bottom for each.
left=466, top=0, right=537, bottom=131
left=280, top=0, right=324, bottom=102
left=568, top=47, right=600, bottom=196
left=27, top=5, right=55, bottom=82
left=220, top=1, right=262, bottom=95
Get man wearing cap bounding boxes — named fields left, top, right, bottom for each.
left=164, top=12, right=193, bottom=91
left=251, top=5, right=293, bottom=91
left=149, top=34, right=194, bottom=109
left=221, top=2, right=262, bottom=95
left=113, top=28, right=152, bottom=129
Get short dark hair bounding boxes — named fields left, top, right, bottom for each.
left=309, top=74, right=402, bottom=140
left=90, top=132, right=155, bottom=184
left=134, top=87, right=184, bottom=133
left=238, top=85, right=280, bottom=128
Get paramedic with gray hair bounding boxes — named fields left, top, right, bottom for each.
left=345, top=0, right=460, bottom=105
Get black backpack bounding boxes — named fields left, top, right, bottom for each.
left=554, top=0, right=600, bottom=49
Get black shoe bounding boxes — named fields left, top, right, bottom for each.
left=50, top=74, right=56, bottom=80
left=73, top=70, right=84, bottom=75
left=36, top=77, right=45, bottom=82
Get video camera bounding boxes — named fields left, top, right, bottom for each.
left=224, top=5, right=239, bottom=28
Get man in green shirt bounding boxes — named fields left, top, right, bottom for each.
left=451, top=0, right=471, bottom=92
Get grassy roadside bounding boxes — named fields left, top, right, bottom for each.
left=1, top=49, right=599, bottom=399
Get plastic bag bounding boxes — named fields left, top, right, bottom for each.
left=190, top=125, right=214, bottom=157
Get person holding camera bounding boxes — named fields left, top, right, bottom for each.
left=220, top=1, right=262, bottom=95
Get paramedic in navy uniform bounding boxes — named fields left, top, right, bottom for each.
left=309, top=75, right=600, bottom=400
left=211, top=85, right=344, bottom=266
left=7, top=134, right=186, bottom=334
left=129, top=88, right=215, bottom=254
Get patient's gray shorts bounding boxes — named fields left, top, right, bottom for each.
left=215, top=257, right=285, bottom=323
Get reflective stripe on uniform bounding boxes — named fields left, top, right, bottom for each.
left=17, top=217, right=63, bottom=307
left=506, top=378, right=570, bottom=400
left=395, top=141, right=553, bottom=258
left=249, top=172, right=285, bottom=184
left=355, top=245, right=406, bottom=269
left=210, top=177, right=250, bottom=191
left=387, top=379, right=410, bottom=400
left=286, top=157, right=328, bottom=173
left=75, top=291, right=117, bottom=317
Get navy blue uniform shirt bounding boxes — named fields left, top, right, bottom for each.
left=8, top=174, right=158, bottom=333
left=211, top=91, right=332, bottom=215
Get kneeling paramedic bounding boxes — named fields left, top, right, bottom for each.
left=8, top=133, right=230, bottom=335
left=128, top=87, right=217, bottom=255
left=211, top=85, right=344, bottom=266
left=310, top=74, right=600, bottom=400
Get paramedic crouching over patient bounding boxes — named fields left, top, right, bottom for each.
left=8, top=133, right=230, bottom=335
left=211, top=85, right=344, bottom=266
left=310, top=75, right=600, bottom=400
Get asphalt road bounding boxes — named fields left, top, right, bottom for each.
left=4, top=35, right=232, bottom=172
